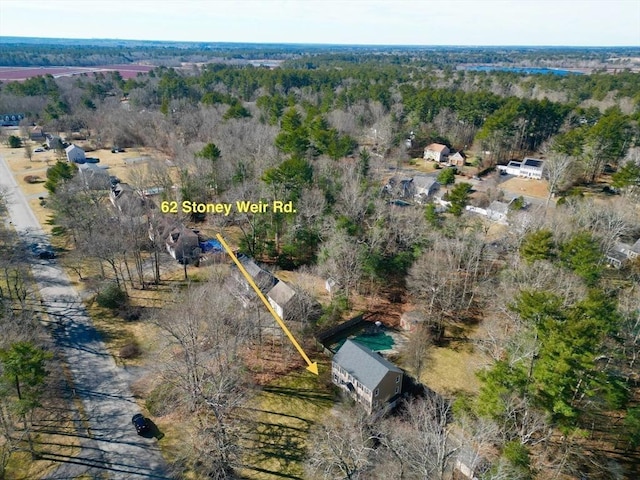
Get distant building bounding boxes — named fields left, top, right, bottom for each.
left=497, top=157, right=545, bottom=179
left=77, top=163, right=109, bottom=190
left=46, top=135, right=63, bottom=151
left=65, top=144, right=86, bottom=163
left=30, top=126, right=46, bottom=141
left=0, top=113, right=25, bottom=127
left=332, top=339, right=404, bottom=414
left=448, top=151, right=466, bottom=167
left=486, top=200, right=510, bottom=223
left=423, top=143, right=450, bottom=163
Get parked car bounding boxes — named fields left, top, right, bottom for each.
left=30, top=243, right=55, bottom=259
left=111, top=147, right=125, bottom=153
left=34, top=147, right=45, bottom=153
left=132, top=414, right=149, bottom=434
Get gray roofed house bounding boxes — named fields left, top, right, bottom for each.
left=109, top=182, right=152, bottom=217
left=267, top=281, right=297, bottom=321
left=411, top=175, right=440, bottom=200
left=65, top=144, right=86, bottom=163
left=77, top=163, right=110, bottom=190
left=233, top=254, right=278, bottom=295
left=332, top=339, right=404, bottom=414
left=605, top=238, right=640, bottom=268
left=486, top=200, right=510, bottom=223
left=165, top=226, right=200, bottom=264
left=46, top=135, right=63, bottom=150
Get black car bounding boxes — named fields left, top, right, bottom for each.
left=132, top=414, right=149, bottom=434
left=30, top=243, right=56, bottom=259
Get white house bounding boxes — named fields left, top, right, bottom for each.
left=65, top=144, right=86, bottom=163
left=498, top=157, right=545, bottom=179
left=423, top=143, right=450, bottom=163
left=486, top=200, right=510, bottom=223
left=520, top=158, right=545, bottom=179
left=267, top=281, right=297, bottom=321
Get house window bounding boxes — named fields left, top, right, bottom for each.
left=374, top=388, right=379, bottom=397
left=395, top=386, right=400, bottom=394
left=396, top=376, right=400, bottom=383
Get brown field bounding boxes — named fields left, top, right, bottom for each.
left=499, top=176, right=549, bottom=199
left=0, top=64, right=154, bottom=82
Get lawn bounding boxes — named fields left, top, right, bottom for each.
left=240, top=365, right=334, bottom=480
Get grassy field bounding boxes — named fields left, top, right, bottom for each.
left=240, top=365, right=334, bottom=480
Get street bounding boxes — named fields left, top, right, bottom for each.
left=1, top=156, right=170, bottom=479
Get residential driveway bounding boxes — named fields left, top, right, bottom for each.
left=1, top=156, right=171, bottom=479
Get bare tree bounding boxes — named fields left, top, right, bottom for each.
left=152, top=277, right=252, bottom=478
left=540, top=147, right=576, bottom=207
left=318, top=230, right=365, bottom=306
left=407, top=231, right=486, bottom=341
left=378, top=395, right=457, bottom=480
left=305, top=408, right=376, bottom=480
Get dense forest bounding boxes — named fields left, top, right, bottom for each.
left=1, top=43, right=640, bottom=479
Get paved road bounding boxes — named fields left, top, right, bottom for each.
left=1, top=157, right=171, bottom=479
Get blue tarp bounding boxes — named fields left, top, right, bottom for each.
left=199, top=240, right=223, bottom=253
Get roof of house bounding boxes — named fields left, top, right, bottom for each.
left=488, top=200, right=509, bottom=215
left=630, top=239, right=640, bottom=254
left=333, top=339, right=402, bottom=391
left=267, top=281, right=297, bottom=307
left=236, top=254, right=278, bottom=291
left=506, top=161, right=522, bottom=168
left=65, top=144, right=83, bottom=153
left=167, top=227, right=199, bottom=257
left=523, top=157, right=544, bottom=169
left=413, top=175, right=439, bottom=190
left=77, top=163, right=107, bottom=174
left=450, top=151, right=466, bottom=159
left=607, top=249, right=628, bottom=263
left=425, top=143, right=449, bottom=153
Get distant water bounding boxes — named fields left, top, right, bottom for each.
left=463, top=65, right=582, bottom=76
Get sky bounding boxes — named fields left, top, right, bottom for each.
left=1, top=0, right=639, bottom=47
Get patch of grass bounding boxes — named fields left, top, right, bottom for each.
left=418, top=343, right=484, bottom=396
left=240, top=365, right=334, bottom=480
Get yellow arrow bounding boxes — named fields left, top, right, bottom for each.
left=216, top=234, right=319, bottom=375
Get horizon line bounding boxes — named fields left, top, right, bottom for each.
left=0, top=35, right=638, bottom=49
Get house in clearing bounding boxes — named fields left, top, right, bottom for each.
left=232, top=254, right=278, bottom=296
left=498, top=157, right=545, bottom=179
left=486, top=200, right=510, bottom=223
left=30, top=126, right=46, bottom=141
left=65, top=144, right=86, bottom=163
left=165, top=226, right=200, bottom=264
left=109, top=182, right=152, bottom=217
left=46, top=135, right=63, bottom=150
left=411, top=175, right=440, bottom=201
left=77, top=163, right=109, bottom=189
left=606, top=238, right=640, bottom=268
left=423, top=143, right=450, bottom=163
left=267, top=281, right=297, bottom=321
left=332, top=339, right=404, bottom=414
left=448, top=151, right=466, bottom=167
